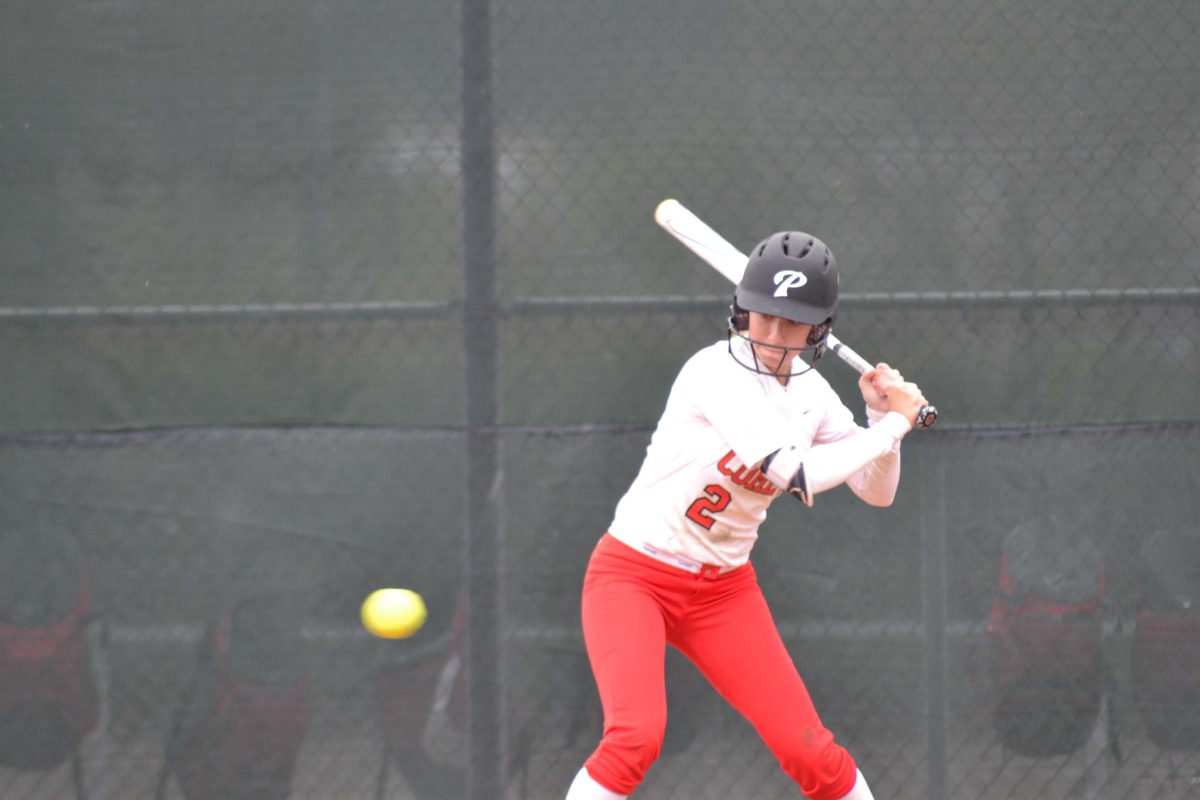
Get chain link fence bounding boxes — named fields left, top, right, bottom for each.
left=2, top=1, right=1198, bottom=799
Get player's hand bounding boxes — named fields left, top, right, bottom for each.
left=859, top=363, right=903, bottom=414
left=884, top=381, right=928, bottom=429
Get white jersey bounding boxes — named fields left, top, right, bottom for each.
left=608, top=337, right=907, bottom=570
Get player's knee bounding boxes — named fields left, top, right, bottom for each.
left=588, top=714, right=666, bottom=793
left=611, top=712, right=666, bottom=766
left=772, top=727, right=858, bottom=800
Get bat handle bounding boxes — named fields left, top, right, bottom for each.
left=915, top=404, right=938, bottom=428
left=830, top=337, right=938, bottom=429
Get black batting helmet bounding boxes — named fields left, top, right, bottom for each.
left=729, top=231, right=839, bottom=364
left=733, top=231, right=839, bottom=326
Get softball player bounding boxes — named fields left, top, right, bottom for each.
left=564, top=232, right=928, bottom=800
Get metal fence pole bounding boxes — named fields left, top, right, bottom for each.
left=460, top=0, right=506, bottom=797
left=304, top=0, right=331, bottom=300
left=920, top=448, right=949, bottom=800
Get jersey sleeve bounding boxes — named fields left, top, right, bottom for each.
left=804, top=399, right=908, bottom=506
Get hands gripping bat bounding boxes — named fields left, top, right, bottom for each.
left=654, top=198, right=938, bottom=428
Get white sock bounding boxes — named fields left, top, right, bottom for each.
left=565, top=767, right=628, bottom=800
left=836, top=769, right=876, bottom=800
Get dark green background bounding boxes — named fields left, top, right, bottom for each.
left=2, top=1, right=1198, bottom=798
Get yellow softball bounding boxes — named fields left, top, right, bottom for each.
left=360, top=588, right=427, bottom=639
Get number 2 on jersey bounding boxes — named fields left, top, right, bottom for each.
left=686, top=484, right=732, bottom=530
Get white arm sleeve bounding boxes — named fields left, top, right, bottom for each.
left=812, top=409, right=907, bottom=505
left=765, top=410, right=909, bottom=508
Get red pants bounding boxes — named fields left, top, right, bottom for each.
left=581, top=533, right=858, bottom=799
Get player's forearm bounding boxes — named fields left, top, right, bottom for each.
left=806, top=413, right=906, bottom=496
left=763, top=412, right=908, bottom=507
left=842, top=445, right=901, bottom=506
left=838, top=406, right=904, bottom=505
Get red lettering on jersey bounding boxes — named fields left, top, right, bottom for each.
left=746, top=471, right=772, bottom=494
left=716, top=450, right=781, bottom=497
left=716, top=450, right=745, bottom=482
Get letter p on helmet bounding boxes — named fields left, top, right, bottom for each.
left=773, top=270, right=808, bottom=297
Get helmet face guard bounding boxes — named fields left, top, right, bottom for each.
left=728, top=231, right=840, bottom=376
left=727, top=308, right=832, bottom=377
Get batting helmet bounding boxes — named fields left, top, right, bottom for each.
left=729, top=231, right=839, bottom=366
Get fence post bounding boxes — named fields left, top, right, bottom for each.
left=460, top=1, right=506, bottom=797
left=920, top=448, right=948, bottom=800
